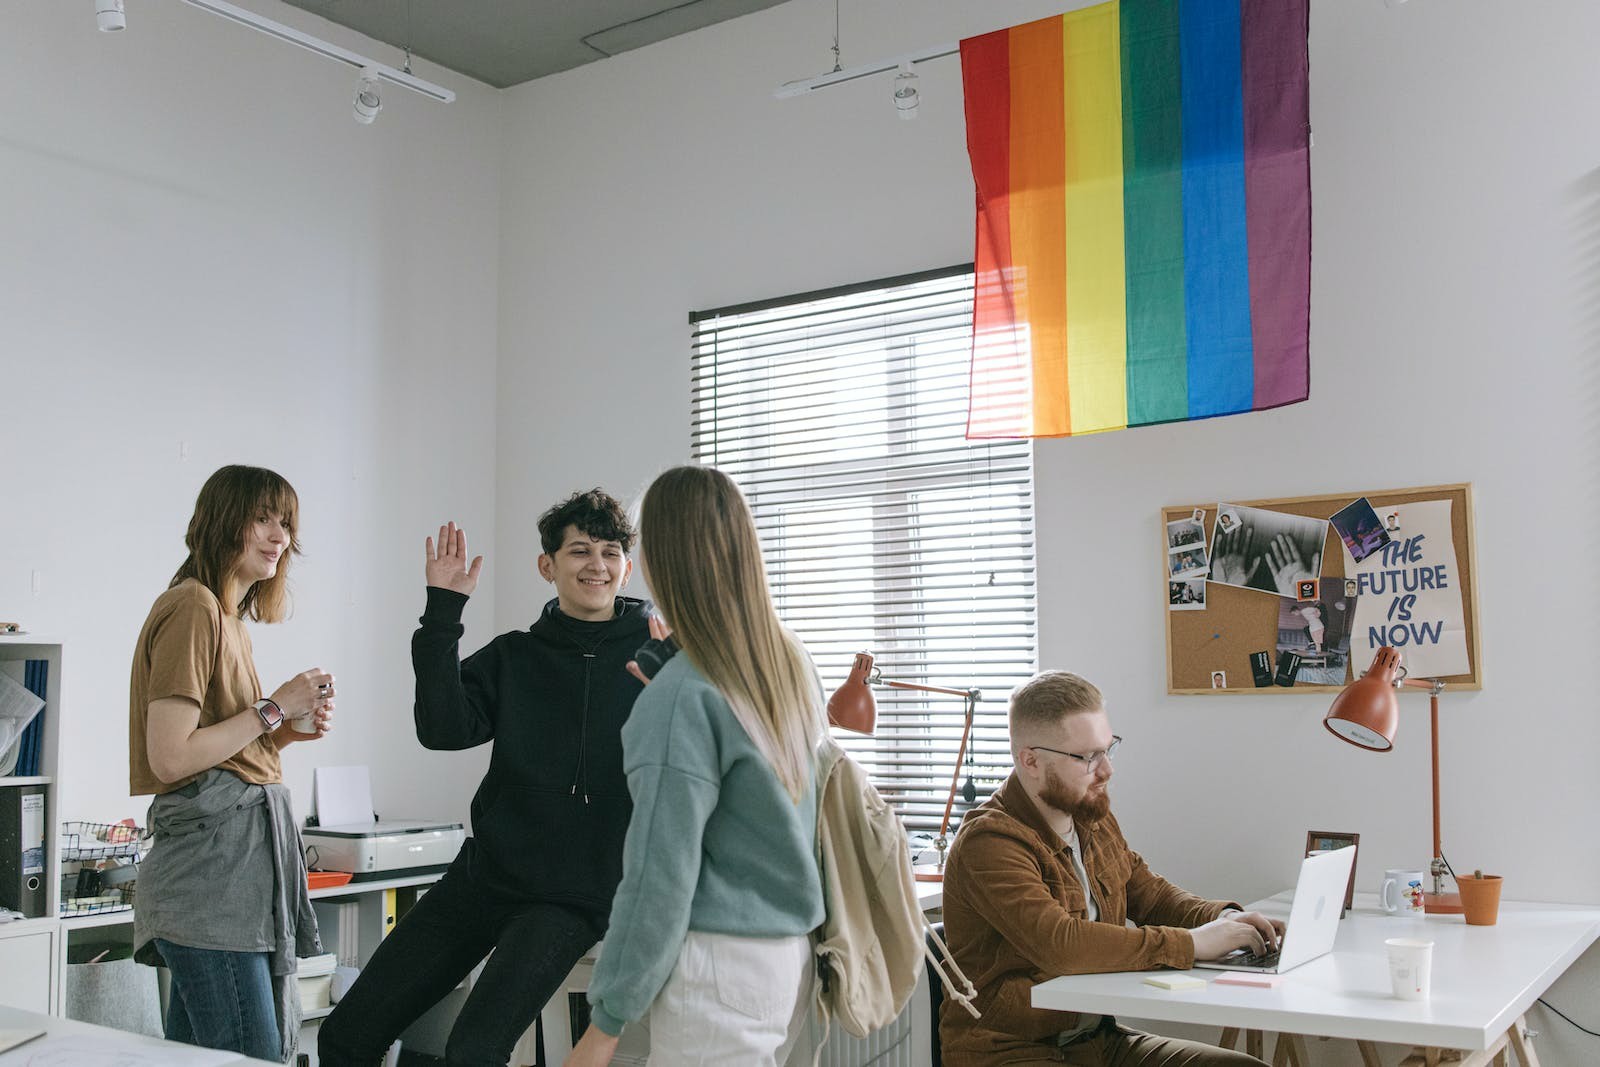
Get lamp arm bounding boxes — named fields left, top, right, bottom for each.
left=1398, top=675, right=1448, bottom=892
left=882, top=679, right=979, bottom=700
left=936, top=694, right=979, bottom=841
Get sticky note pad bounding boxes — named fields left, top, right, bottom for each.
left=1212, top=972, right=1283, bottom=988
left=1143, top=974, right=1207, bottom=991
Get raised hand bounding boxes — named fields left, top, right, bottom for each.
left=1209, top=524, right=1261, bottom=587
left=626, top=614, right=675, bottom=686
left=1267, top=534, right=1320, bottom=596
left=426, top=522, right=484, bottom=596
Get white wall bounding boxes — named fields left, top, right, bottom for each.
left=496, top=0, right=1600, bottom=1061
left=5, top=0, right=1597, bottom=1058
left=0, top=0, right=502, bottom=830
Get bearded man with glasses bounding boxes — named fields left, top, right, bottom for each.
left=939, top=671, right=1281, bottom=1066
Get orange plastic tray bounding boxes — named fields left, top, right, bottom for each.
left=306, top=871, right=354, bottom=890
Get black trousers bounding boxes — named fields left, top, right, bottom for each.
left=317, top=855, right=605, bottom=1067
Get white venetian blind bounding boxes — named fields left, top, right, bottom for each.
left=689, top=265, right=1037, bottom=835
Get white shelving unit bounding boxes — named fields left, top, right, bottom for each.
left=0, top=635, right=64, bottom=1014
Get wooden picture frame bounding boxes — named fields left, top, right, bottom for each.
left=1305, top=830, right=1360, bottom=915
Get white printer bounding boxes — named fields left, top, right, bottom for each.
left=302, top=821, right=464, bottom=881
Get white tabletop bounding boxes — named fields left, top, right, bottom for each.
left=0, top=1004, right=278, bottom=1065
left=1031, top=893, right=1600, bottom=1050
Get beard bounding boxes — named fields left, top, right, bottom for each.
left=1036, top=766, right=1111, bottom=825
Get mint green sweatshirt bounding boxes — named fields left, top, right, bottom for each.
left=586, top=652, right=822, bottom=1037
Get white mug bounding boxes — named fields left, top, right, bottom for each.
left=1386, top=937, right=1433, bottom=1000
left=1381, top=869, right=1427, bottom=916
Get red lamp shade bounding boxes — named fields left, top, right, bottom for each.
left=1323, top=646, right=1402, bottom=751
left=827, top=652, right=878, bottom=735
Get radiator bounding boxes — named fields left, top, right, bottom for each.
left=802, top=967, right=933, bottom=1067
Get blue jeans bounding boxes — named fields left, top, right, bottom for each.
left=156, top=938, right=281, bottom=1061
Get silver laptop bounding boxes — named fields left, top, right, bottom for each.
left=1194, top=845, right=1356, bottom=974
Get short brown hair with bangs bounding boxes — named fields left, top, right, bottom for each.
left=1008, top=670, right=1104, bottom=741
left=170, top=465, right=300, bottom=622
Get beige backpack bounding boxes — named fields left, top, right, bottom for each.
left=812, top=737, right=977, bottom=1055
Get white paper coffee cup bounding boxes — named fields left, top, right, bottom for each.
left=1386, top=937, right=1433, bottom=1000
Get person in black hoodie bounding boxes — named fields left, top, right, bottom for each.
left=319, top=489, right=650, bottom=1067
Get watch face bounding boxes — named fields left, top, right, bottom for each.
left=257, top=700, right=284, bottom=729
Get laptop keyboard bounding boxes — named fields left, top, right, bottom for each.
left=1226, top=948, right=1281, bottom=969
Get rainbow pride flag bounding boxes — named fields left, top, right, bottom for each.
left=961, top=0, right=1310, bottom=439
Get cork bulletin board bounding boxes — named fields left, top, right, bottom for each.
left=1163, top=484, right=1480, bottom=694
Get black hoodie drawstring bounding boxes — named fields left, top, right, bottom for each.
left=553, top=598, right=622, bottom=804
left=572, top=651, right=594, bottom=802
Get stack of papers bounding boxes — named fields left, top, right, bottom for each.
left=296, top=952, right=339, bottom=1011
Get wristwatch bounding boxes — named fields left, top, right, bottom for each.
left=252, top=698, right=285, bottom=732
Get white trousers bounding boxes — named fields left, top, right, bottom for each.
left=642, top=930, right=813, bottom=1066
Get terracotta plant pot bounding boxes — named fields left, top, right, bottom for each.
left=1457, top=872, right=1503, bottom=926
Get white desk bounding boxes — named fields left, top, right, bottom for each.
left=1032, top=893, right=1600, bottom=1066
left=0, top=1003, right=278, bottom=1065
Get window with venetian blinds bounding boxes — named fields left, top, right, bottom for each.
left=689, top=265, right=1038, bottom=837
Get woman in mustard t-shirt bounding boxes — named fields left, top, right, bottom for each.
left=129, top=464, right=335, bottom=1061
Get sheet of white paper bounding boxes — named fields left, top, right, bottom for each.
left=0, top=671, right=44, bottom=764
left=0, top=1032, right=237, bottom=1065
left=313, top=765, right=374, bottom=827
left=1349, top=499, right=1469, bottom=678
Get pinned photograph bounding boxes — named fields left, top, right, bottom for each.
left=1386, top=511, right=1401, bottom=532
left=1169, top=578, right=1206, bottom=611
left=1210, top=670, right=1227, bottom=690
left=1192, top=507, right=1206, bottom=524
left=1275, top=578, right=1356, bottom=686
left=1208, top=504, right=1329, bottom=596
left=1296, top=579, right=1318, bottom=601
left=1344, top=578, right=1359, bottom=598
left=1166, top=518, right=1209, bottom=580
left=1329, top=496, right=1392, bottom=565
left=1168, top=517, right=1206, bottom=549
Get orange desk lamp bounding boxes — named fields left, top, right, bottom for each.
left=1323, top=645, right=1463, bottom=914
left=827, top=651, right=980, bottom=882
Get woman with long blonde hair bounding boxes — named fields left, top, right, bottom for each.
left=570, top=465, right=825, bottom=1066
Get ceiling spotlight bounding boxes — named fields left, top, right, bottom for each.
left=893, top=62, right=919, bottom=120
left=353, top=68, right=382, bottom=124
left=96, top=0, right=126, bottom=32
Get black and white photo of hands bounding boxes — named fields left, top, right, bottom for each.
left=1209, top=504, right=1328, bottom=595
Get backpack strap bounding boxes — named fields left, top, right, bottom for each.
left=811, top=995, right=832, bottom=1067
left=810, top=737, right=845, bottom=1067
left=922, top=917, right=981, bottom=1019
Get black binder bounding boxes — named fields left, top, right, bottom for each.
left=0, top=782, right=47, bottom=917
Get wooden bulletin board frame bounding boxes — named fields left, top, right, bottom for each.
left=1164, top=484, right=1481, bottom=694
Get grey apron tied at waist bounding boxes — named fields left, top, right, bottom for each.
left=134, top=768, right=321, bottom=1061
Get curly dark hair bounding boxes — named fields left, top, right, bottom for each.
left=537, top=488, right=635, bottom=555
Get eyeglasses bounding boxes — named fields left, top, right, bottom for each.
left=1029, top=736, right=1122, bottom=773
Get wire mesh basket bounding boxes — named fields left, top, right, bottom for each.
left=61, top=820, right=149, bottom=862
left=60, top=821, right=149, bottom=918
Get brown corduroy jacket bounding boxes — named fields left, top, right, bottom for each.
left=938, top=774, right=1239, bottom=1065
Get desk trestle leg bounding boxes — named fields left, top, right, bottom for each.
left=1396, top=1013, right=1537, bottom=1067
